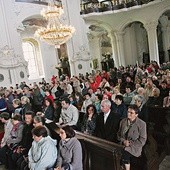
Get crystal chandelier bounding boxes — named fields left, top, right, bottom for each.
left=35, top=0, right=75, bottom=48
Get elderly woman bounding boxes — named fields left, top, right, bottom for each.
left=55, top=126, right=83, bottom=170
left=145, top=87, right=162, bottom=107
left=130, top=87, right=146, bottom=105
left=28, top=126, right=57, bottom=170
left=33, top=115, right=51, bottom=135
left=117, top=105, right=147, bottom=170
left=21, top=96, right=32, bottom=119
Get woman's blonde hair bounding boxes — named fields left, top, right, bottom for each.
left=12, top=99, right=21, bottom=106
left=21, top=96, right=30, bottom=104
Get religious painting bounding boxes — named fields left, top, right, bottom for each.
left=93, top=59, right=98, bottom=69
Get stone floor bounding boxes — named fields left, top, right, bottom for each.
left=159, top=155, right=170, bottom=170
left=0, top=165, right=5, bottom=170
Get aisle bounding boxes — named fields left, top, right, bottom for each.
left=0, top=165, right=5, bottom=170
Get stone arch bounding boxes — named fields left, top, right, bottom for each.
left=122, top=21, right=149, bottom=65
left=87, top=22, right=115, bottom=71
left=156, top=6, right=170, bottom=23
left=119, top=19, right=145, bottom=32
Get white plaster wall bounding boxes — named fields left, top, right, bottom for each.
left=39, top=42, right=58, bottom=82
left=20, top=27, right=58, bottom=83
left=0, top=0, right=59, bottom=86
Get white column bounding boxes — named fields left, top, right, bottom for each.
left=88, top=32, right=102, bottom=70
left=114, top=31, right=126, bottom=66
left=144, top=21, right=159, bottom=64
left=160, top=16, right=169, bottom=62
left=108, top=30, right=119, bottom=68
left=62, top=0, right=91, bottom=76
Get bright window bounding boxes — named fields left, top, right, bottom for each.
left=22, top=40, right=44, bottom=80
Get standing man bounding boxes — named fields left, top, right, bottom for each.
left=95, top=99, right=119, bottom=142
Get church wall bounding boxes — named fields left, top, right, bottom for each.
left=83, top=0, right=170, bottom=66
left=0, top=0, right=59, bottom=86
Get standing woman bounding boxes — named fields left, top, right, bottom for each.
left=117, top=105, right=147, bottom=170
left=81, top=104, right=97, bottom=135
left=28, top=126, right=57, bottom=170
left=55, top=126, right=83, bottom=170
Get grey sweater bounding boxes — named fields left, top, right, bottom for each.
left=57, top=137, right=83, bottom=170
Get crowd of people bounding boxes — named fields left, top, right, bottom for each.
left=0, top=61, right=169, bottom=170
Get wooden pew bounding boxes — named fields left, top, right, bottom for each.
left=47, top=122, right=123, bottom=170
left=76, top=131, right=123, bottom=170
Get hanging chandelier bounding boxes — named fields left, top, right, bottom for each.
left=34, top=1, right=75, bottom=48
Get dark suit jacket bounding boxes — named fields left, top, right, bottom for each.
left=95, top=111, right=119, bottom=142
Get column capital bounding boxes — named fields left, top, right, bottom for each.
left=114, top=30, right=125, bottom=36
left=87, top=31, right=104, bottom=40
left=107, top=30, right=116, bottom=37
left=144, top=21, right=158, bottom=31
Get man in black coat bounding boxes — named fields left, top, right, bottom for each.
left=95, top=99, right=119, bottom=142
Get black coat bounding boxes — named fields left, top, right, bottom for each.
left=20, top=123, right=34, bottom=154
left=95, top=111, right=119, bottom=142
left=44, top=105, right=54, bottom=120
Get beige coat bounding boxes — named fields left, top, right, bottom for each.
left=117, top=117, right=147, bottom=157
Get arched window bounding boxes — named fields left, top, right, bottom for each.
left=22, top=40, right=44, bottom=80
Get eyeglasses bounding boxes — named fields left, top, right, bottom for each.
left=128, top=111, right=136, bottom=115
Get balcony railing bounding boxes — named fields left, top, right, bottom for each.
left=15, top=0, right=61, bottom=5
left=80, top=0, right=155, bottom=15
